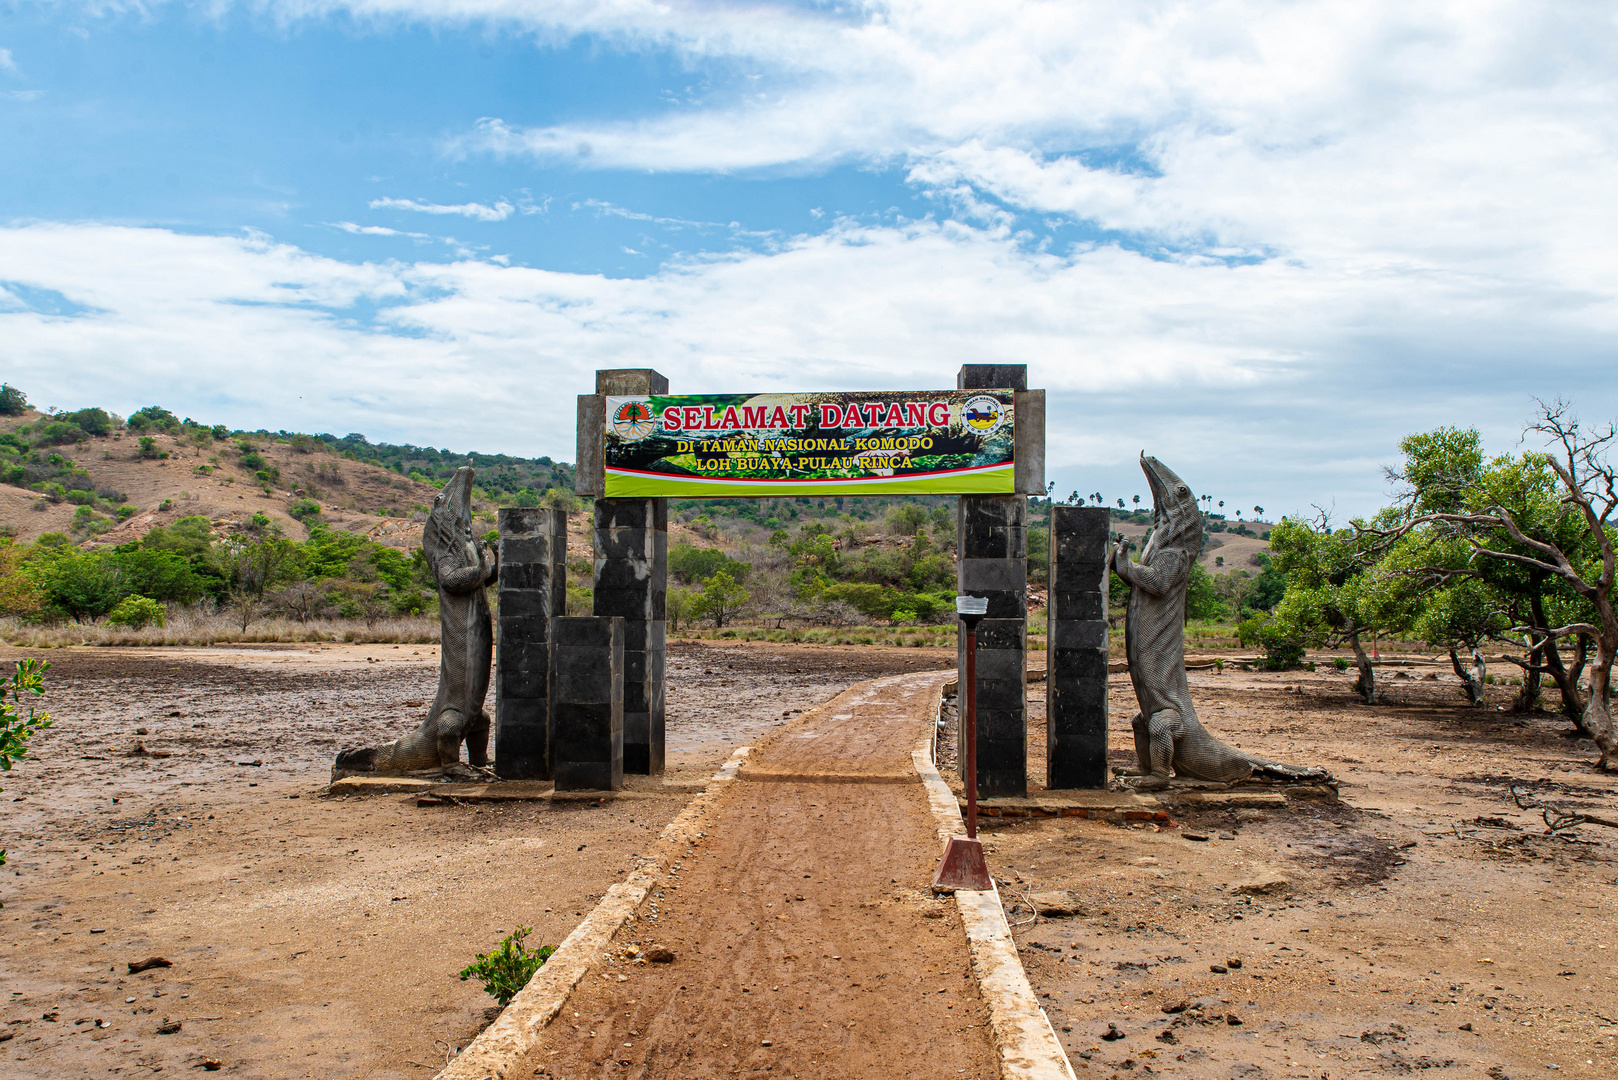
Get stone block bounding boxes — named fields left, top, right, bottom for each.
left=1051, top=647, right=1110, bottom=680
left=498, top=662, right=549, bottom=700
left=499, top=537, right=556, bottom=566
left=1052, top=620, right=1107, bottom=651
left=498, top=589, right=552, bottom=620
left=1013, top=389, right=1045, bottom=495
left=1048, top=589, right=1105, bottom=621
left=553, top=615, right=622, bottom=650
left=959, top=557, right=1026, bottom=593
left=549, top=615, right=623, bottom=791
left=496, top=562, right=553, bottom=591
left=554, top=662, right=617, bottom=704
left=973, top=619, right=1026, bottom=651
left=958, top=364, right=1028, bottom=391
left=1047, top=504, right=1111, bottom=789
left=596, top=368, right=669, bottom=396
left=973, top=647, right=1025, bottom=683
left=575, top=395, right=604, bottom=496
left=974, top=706, right=1026, bottom=742
left=496, top=507, right=567, bottom=781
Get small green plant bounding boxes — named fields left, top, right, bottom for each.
left=137, top=436, right=160, bottom=459
left=288, top=498, right=321, bottom=523
left=458, top=926, right=554, bottom=1007
left=1253, top=619, right=1305, bottom=671
left=1333, top=656, right=1351, bottom=671
left=158, top=498, right=173, bottom=512
left=1, top=658, right=52, bottom=888
left=107, top=595, right=166, bottom=629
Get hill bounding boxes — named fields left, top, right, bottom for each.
left=0, top=406, right=573, bottom=553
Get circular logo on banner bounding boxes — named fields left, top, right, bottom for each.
left=612, top=400, right=658, bottom=441
left=962, top=395, right=1005, bottom=436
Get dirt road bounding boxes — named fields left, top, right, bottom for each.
left=524, top=671, right=1000, bottom=1080
left=0, top=640, right=950, bottom=1078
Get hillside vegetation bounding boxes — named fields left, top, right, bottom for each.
left=0, top=383, right=1279, bottom=643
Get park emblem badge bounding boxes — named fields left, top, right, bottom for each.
left=963, top=395, right=1005, bottom=436
left=612, top=399, right=658, bottom=440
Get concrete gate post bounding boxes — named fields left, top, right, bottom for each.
left=957, top=364, right=1029, bottom=798
left=1046, top=505, right=1111, bottom=788
left=584, top=369, right=669, bottom=776
left=493, top=507, right=568, bottom=779
left=549, top=616, right=625, bottom=791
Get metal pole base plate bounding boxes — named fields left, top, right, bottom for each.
left=931, top=835, right=993, bottom=892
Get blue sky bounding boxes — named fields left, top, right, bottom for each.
left=4, top=1, right=1617, bottom=517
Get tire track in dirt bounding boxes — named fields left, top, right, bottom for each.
left=526, top=672, right=1001, bottom=1080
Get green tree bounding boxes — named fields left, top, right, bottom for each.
left=65, top=408, right=112, bottom=436
left=213, top=536, right=302, bottom=630
left=1379, top=405, right=1618, bottom=768
left=113, top=548, right=206, bottom=604
left=666, top=585, right=694, bottom=631
left=26, top=548, right=124, bottom=622
left=885, top=503, right=928, bottom=537
left=691, top=570, right=748, bottom=628
left=126, top=406, right=180, bottom=433
left=1389, top=426, right=1596, bottom=719
left=1270, top=515, right=1407, bottom=702
left=0, top=384, right=28, bottom=416
left=1185, top=562, right=1225, bottom=621
left=669, top=542, right=750, bottom=586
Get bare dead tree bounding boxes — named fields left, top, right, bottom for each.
left=1374, top=402, right=1618, bottom=770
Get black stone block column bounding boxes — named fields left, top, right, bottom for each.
left=957, top=363, right=1028, bottom=798
left=494, top=507, right=567, bottom=780
left=549, top=616, right=624, bottom=791
left=1046, top=506, right=1110, bottom=788
left=591, top=369, right=668, bottom=776
left=592, top=498, right=667, bottom=775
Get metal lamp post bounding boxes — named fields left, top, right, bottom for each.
left=932, top=595, right=994, bottom=892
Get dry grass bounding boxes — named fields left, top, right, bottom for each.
left=673, top=624, right=1048, bottom=650
left=0, top=609, right=439, bottom=648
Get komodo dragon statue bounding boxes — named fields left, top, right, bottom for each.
left=333, top=466, right=498, bottom=780
left=1112, top=454, right=1332, bottom=792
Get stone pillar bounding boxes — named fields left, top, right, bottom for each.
left=493, top=508, right=568, bottom=780
left=1046, top=506, right=1110, bottom=788
left=549, top=616, right=624, bottom=791
left=592, top=498, right=667, bottom=775
left=957, top=363, right=1028, bottom=799
left=591, top=368, right=669, bottom=776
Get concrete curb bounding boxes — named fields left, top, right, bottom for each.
left=435, top=746, right=752, bottom=1080
left=913, top=680, right=1078, bottom=1080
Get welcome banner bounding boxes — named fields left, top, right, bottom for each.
left=602, top=390, right=1016, bottom=497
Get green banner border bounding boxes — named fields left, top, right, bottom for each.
left=603, top=462, right=1014, bottom=498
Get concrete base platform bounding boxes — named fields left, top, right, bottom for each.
left=961, top=782, right=1338, bottom=820
left=326, top=775, right=706, bottom=801
left=964, top=790, right=1169, bottom=822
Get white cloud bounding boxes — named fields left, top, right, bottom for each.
left=0, top=47, right=16, bottom=74
left=369, top=196, right=514, bottom=221
left=18, top=1, right=1618, bottom=510
left=332, top=221, right=431, bottom=239
left=3, top=218, right=1606, bottom=513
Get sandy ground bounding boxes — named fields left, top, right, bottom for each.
left=10, top=636, right=1615, bottom=1080
left=0, top=640, right=948, bottom=1078
left=957, top=659, right=1618, bottom=1079
left=524, top=672, right=999, bottom=1080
